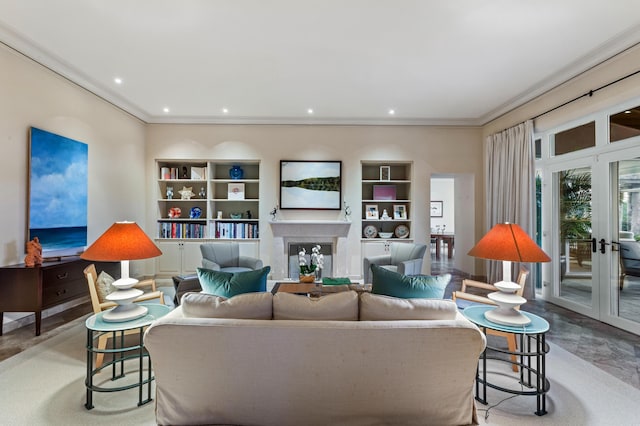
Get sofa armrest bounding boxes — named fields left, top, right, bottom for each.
left=238, top=256, right=263, bottom=270
left=202, top=259, right=221, bottom=271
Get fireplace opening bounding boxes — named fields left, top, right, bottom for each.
left=288, top=242, right=333, bottom=280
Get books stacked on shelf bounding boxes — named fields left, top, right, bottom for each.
left=159, top=221, right=207, bottom=239
left=160, top=167, right=181, bottom=180
left=215, top=222, right=259, bottom=239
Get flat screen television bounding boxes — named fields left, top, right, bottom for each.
left=27, top=127, right=88, bottom=257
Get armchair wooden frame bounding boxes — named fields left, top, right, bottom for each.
left=83, top=264, right=164, bottom=368
left=453, top=267, right=529, bottom=372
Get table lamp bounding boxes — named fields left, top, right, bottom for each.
left=81, top=221, right=162, bottom=322
left=468, top=222, right=550, bottom=326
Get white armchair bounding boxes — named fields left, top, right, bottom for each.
left=363, top=243, right=427, bottom=283
left=200, top=242, right=263, bottom=273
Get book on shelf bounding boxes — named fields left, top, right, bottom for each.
left=159, top=221, right=207, bottom=239
left=215, top=221, right=259, bottom=239
left=160, top=167, right=171, bottom=179
left=190, top=166, right=207, bottom=180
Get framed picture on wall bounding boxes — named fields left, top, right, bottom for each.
left=393, top=204, right=407, bottom=220
left=280, top=160, right=342, bottom=209
left=430, top=201, right=443, bottom=217
left=365, top=204, right=379, bottom=220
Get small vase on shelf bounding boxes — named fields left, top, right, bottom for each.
left=229, top=165, right=244, bottom=180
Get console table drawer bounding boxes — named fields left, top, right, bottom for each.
left=42, top=264, right=85, bottom=285
left=42, top=278, right=86, bottom=307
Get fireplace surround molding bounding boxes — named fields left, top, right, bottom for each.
left=269, top=220, right=351, bottom=279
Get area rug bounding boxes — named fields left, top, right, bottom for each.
left=1, top=317, right=639, bottom=426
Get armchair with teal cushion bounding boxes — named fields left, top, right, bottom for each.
left=363, top=242, right=427, bottom=284
left=200, top=242, right=263, bottom=273
left=620, top=240, right=640, bottom=289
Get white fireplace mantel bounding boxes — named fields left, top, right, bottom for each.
left=269, top=220, right=352, bottom=279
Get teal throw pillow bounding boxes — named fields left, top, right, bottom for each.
left=370, top=264, right=450, bottom=299
left=196, top=266, right=270, bottom=298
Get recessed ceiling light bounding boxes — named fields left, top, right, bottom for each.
left=388, top=109, right=395, bottom=115
left=624, top=110, right=632, bottom=114
left=307, top=108, right=314, bottom=115
left=114, top=77, right=122, bottom=84
left=163, top=107, right=170, bottom=113
left=222, top=108, right=229, bottom=114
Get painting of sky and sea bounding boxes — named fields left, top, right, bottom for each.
left=280, top=161, right=341, bottom=209
left=29, top=127, right=87, bottom=252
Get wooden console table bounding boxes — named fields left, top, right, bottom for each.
left=0, top=257, right=118, bottom=336
left=430, top=233, right=455, bottom=259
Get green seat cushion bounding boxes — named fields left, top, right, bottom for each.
left=196, top=266, right=270, bottom=298
left=370, top=264, right=450, bottom=299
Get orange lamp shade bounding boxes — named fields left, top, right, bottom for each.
left=80, top=221, right=162, bottom=261
left=468, top=223, right=550, bottom=263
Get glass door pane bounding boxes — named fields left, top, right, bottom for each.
left=558, top=167, right=593, bottom=306
left=616, top=159, right=640, bottom=323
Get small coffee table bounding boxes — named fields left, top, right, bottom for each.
left=271, top=281, right=371, bottom=296
left=85, top=303, right=171, bottom=409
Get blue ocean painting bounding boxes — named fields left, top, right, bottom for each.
left=29, top=127, right=88, bottom=252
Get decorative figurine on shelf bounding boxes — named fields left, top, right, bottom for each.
left=270, top=203, right=278, bottom=221
left=189, top=206, right=202, bottom=219
left=179, top=186, right=195, bottom=200
left=199, top=187, right=206, bottom=199
left=246, top=210, right=252, bottom=219
left=166, top=186, right=174, bottom=200
left=381, top=209, right=390, bottom=220
left=343, top=199, right=351, bottom=222
left=229, top=165, right=244, bottom=180
left=24, top=237, right=43, bottom=267
left=169, top=207, right=182, bottom=218
left=181, top=166, right=188, bottom=179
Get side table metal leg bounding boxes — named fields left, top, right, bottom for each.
left=85, top=328, right=94, bottom=410
left=535, top=333, right=548, bottom=416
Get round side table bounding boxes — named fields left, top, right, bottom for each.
left=463, top=305, right=550, bottom=416
left=85, top=303, right=171, bottom=409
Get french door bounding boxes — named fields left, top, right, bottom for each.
left=548, top=147, right=640, bottom=334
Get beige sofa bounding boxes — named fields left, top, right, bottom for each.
left=144, top=291, right=487, bottom=426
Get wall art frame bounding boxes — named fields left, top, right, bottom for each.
left=430, top=201, right=443, bottom=217
left=280, top=160, right=342, bottom=210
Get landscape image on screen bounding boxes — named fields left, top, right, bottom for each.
left=28, top=127, right=88, bottom=255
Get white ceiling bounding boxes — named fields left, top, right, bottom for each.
left=2, top=1, right=640, bottom=125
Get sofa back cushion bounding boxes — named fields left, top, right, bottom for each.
left=273, top=291, right=359, bottom=320
left=359, top=292, right=457, bottom=320
left=181, top=291, right=273, bottom=319
left=197, top=266, right=270, bottom=298
left=370, top=264, right=451, bottom=299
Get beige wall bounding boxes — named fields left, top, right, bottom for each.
left=145, top=124, right=483, bottom=276
left=0, top=45, right=147, bottom=274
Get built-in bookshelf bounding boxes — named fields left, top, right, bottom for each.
left=361, top=161, right=412, bottom=240
left=155, top=159, right=261, bottom=277
left=156, top=160, right=260, bottom=241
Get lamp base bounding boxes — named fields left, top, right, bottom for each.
left=484, top=307, right=531, bottom=326
left=102, top=304, right=148, bottom=323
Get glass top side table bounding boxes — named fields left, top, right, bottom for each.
left=463, top=305, right=550, bottom=416
left=85, top=303, right=171, bottom=409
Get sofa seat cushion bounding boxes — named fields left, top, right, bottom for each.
left=181, top=292, right=273, bottom=319
left=197, top=266, right=270, bottom=298
left=273, top=291, right=359, bottom=320
left=360, top=292, right=458, bottom=320
left=371, top=264, right=451, bottom=299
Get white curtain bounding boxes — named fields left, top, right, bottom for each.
left=485, top=120, right=535, bottom=296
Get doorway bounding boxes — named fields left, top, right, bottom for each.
left=430, top=174, right=474, bottom=276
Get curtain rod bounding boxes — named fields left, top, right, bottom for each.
left=531, top=68, right=640, bottom=120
